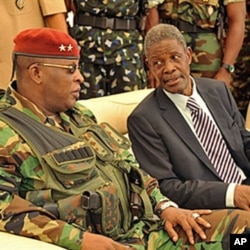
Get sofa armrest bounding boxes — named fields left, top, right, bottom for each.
left=0, top=232, right=65, bottom=250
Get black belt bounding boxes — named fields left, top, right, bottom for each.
left=75, top=13, right=137, bottom=30
left=162, top=19, right=216, bottom=33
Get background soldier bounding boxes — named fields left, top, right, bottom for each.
left=146, top=0, right=246, bottom=87
left=65, top=0, right=164, bottom=99
left=0, top=0, right=68, bottom=89
left=231, top=0, right=250, bottom=117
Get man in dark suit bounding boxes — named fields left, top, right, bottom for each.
left=128, top=23, right=250, bottom=211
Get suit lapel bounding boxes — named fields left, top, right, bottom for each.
left=155, top=87, right=222, bottom=178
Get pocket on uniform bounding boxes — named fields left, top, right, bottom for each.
left=94, top=182, right=120, bottom=238
left=42, top=141, right=98, bottom=190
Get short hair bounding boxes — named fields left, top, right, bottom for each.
left=144, top=24, right=187, bottom=57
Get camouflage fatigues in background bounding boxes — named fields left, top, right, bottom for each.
left=231, top=1, right=250, bottom=116
left=1, top=83, right=250, bottom=249
left=70, top=0, right=164, bottom=99
left=158, top=0, right=243, bottom=78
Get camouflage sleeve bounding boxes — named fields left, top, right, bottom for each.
left=148, top=0, right=166, bottom=9
left=224, top=0, right=245, bottom=5
left=39, top=0, right=67, bottom=16
left=75, top=102, right=97, bottom=123
left=142, top=170, right=172, bottom=207
left=0, top=121, right=83, bottom=250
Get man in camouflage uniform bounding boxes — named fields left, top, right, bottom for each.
left=232, top=0, right=250, bottom=117
left=146, top=0, right=245, bottom=87
left=1, top=28, right=250, bottom=250
left=65, top=0, right=164, bottom=99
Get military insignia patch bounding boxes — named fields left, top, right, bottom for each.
left=15, top=0, right=25, bottom=10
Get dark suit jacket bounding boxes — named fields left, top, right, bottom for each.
left=128, top=78, right=250, bottom=209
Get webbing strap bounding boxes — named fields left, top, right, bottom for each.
left=0, top=107, right=80, bottom=155
left=130, top=183, right=154, bottom=220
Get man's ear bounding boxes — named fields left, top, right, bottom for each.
left=145, top=58, right=160, bottom=88
left=28, top=64, right=42, bottom=84
left=187, top=46, right=193, bottom=65
left=147, top=69, right=161, bottom=88
left=145, top=57, right=149, bottom=69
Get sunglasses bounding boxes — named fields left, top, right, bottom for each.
left=28, top=62, right=81, bottom=74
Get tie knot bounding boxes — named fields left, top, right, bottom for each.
left=186, top=97, right=200, bottom=112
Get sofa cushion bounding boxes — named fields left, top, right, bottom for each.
left=0, top=232, right=65, bottom=250
left=78, top=89, right=154, bottom=134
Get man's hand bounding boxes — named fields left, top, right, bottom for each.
left=160, top=207, right=212, bottom=244
left=234, top=185, right=250, bottom=211
left=214, top=67, right=233, bottom=87
left=82, top=232, right=133, bottom=250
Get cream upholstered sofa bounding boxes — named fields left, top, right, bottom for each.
left=79, top=88, right=154, bottom=135
left=0, top=88, right=154, bottom=250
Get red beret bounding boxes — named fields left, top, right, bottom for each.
left=13, top=28, right=80, bottom=59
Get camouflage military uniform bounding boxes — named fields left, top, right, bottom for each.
left=158, top=0, right=244, bottom=78
left=1, top=83, right=250, bottom=250
left=231, top=1, right=250, bottom=116
left=70, top=0, right=164, bottom=99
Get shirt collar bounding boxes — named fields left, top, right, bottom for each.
left=6, top=81, right=47, bottom=123
left=163, top=76, right=198, bottom=110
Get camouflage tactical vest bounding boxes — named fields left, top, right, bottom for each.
left=0, top=106, right=159, bottom=241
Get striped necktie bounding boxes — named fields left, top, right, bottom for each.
left=186, top=97, right=242, bottom=184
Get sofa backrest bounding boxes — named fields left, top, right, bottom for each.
left=78, top=89, right=154, bottom=134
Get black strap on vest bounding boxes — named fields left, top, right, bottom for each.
left=0, top=107, right=86, bottom=155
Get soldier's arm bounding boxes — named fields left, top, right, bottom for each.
left=44, top=13, right=69, bottom=33
left=143, top=171, right=175, bottom=206
left=145, top=7, right=160, bottom=32
left=41, top=0, right=68, bottom=33
left=214, top=1, right=246, bottom=85
left=222, top=1, right=246, bottom=66
left=145, top=0, right=167, bottom=32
